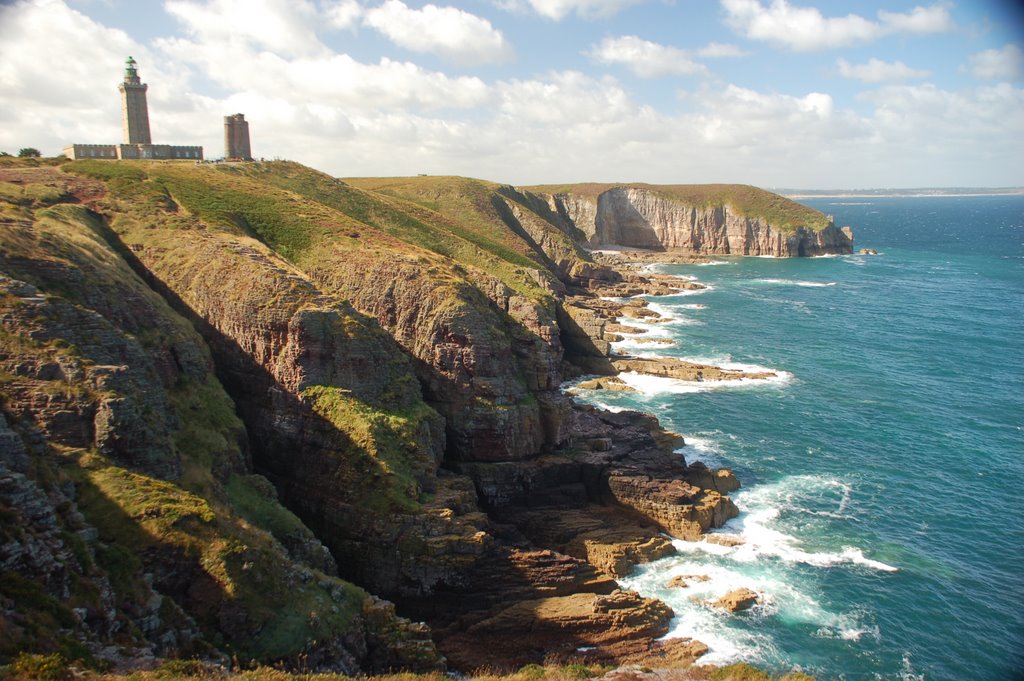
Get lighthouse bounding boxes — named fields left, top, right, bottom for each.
left=118, top=56, right=152, bottom=145
left=63, top=57, right=203, bottom=161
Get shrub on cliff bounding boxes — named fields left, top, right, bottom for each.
left=6, top=652, right=72, bottom=681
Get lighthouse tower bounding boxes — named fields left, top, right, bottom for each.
left=118, top=56, right=151, bottom=144
left=63, top=57, right=203, bottom=161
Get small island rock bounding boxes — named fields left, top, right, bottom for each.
left=711, top=588, right=760, bottom=613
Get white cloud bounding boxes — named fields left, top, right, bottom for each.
left=515, top=0, right=644, bottom=21
left=164, top=0, right=327, bottom=57
left=156, top=36, right=492, bottom=110
left=721, top=0, right=955, bottom=52
left=1, top=0, right=1020, bottom=188
left=0, top=0, right=155, bottom=152
left=324, top=0, right=363, bottom=29
left=859, top=82, right=1024, bottom=152
left=697, top=42, right=749, bottom=58
left=966, top=44, right=1024, bottom=81
left=877, top=4, right=955, bottom=33
left=588, top=36, right=706, bottom=78
left=363, top=1, right=512, bottom=64
left=498, top=71, right=634, bottom=125
left=837, top=57, right=929, bottom=83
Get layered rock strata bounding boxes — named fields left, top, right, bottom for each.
left=533, top=185, right=853, bottom=256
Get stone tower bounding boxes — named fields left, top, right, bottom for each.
left=224, top=113, right=252, bottom=160
left=118, top=56, right=151, bottom=145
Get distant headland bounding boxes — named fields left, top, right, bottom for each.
left=778, top=187, right=1024, bottom=198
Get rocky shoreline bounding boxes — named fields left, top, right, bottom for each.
left=0, top=162, right=804, bottom=677
left=443, top=249, right=781, bottom=669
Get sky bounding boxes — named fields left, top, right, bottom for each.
left=1, top=0, right=1022, bottom=188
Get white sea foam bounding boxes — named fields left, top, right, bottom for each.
left=753, top=278, right=837, bottom=287
left=622, top=548, right=876, bottom=664
left=679, top=434, right=723, bottom=455
left=676, top=433, right=727, bottom=467
left=900, top=652, right=926, bottom=681
left=678, top=355, right=793, bottom=378
left=697, top=260, right=733, bottom=266
left=620, top=559, right=777, bottom=666
left=680, top=303, right=706, bottom=309
left=617, top=474, right=895, bottom=666
left=643, top=302, right=704, bottom=326
left=713, top=476, right=899, bottom=572
left=615, top=370, right=791, bottom=396
left=670, top=285, right=713, bottom=296
left=610, top=338, right=678, bottom=353
left=644, top=302, right=677, bottom=321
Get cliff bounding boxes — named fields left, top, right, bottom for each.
left=0, top=177, right=437, bottom=671
left=524, top=183, right=853, bottom=256
left=0, top=161, right=820, bottom=674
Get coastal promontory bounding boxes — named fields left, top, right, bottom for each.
left=0, top=158, right=846, bottom=675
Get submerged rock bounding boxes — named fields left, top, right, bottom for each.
left=666, top=574, right=712, bottom=589
left=704, top=534, right=745, bottom=547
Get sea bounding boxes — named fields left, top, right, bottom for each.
left=570, top=196, right=1024, bottom=680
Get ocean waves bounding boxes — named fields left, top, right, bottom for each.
left=572, top=203, right=1024, bottom=676
left=619, top=471, right=894, bottom=669
left=705, top=475, right=898, bottom=573
left=752, top=279, right=837, bottom=287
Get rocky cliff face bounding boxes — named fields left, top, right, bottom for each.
left=1, top=161, right=753, bottom=673
left=541, top=186, right=853, bottom=256
left=0, top=167, right=441, bottom=671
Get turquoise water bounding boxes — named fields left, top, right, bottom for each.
left=573, top=196, right=1024, bottom=680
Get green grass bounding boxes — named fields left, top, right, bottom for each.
left=68, top=451, right=370, bottom=662
left=225, top=474, right=315, bottom=546
left=167, top=374, right=246, bottom=494
left=0, top=155, right=64, bottom=169
left=61, top=160, right=146, bottom=183
left=301, top=385, right=439, bottom=513
left=239, top=165, right=555, bottom=301
left=58, top=161, right=444, bottom=512
left=0, top=182, right=69, bottom=207
left=84, top=463, right=216, bottom=530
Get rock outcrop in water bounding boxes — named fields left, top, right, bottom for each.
left=0, top=160, right=819, bottom=673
